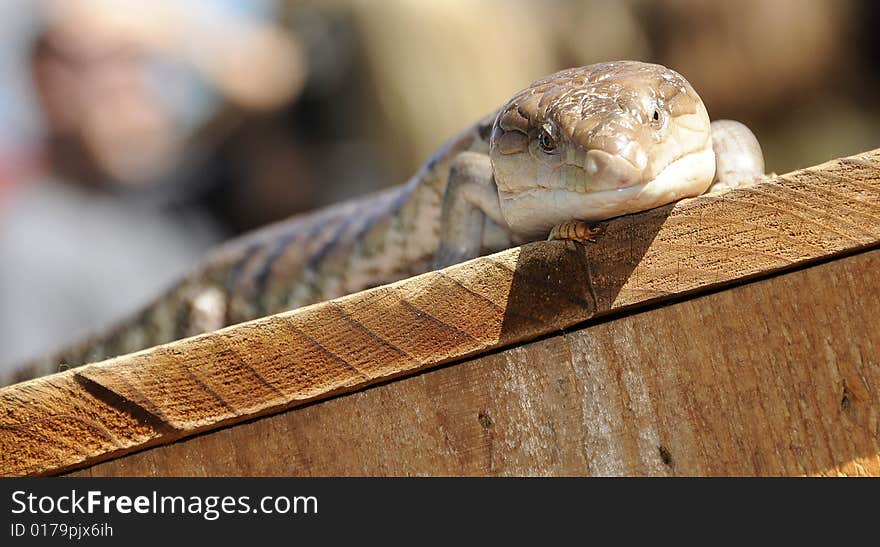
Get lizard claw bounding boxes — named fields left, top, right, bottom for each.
left=707, top=172, right=773, bottom=194
left=548, top=220, right=604, bottom=243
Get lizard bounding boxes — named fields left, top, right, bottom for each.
left=2, top=60, right=765, bottom=387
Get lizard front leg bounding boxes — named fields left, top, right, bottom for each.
left=708, top=119, right=766, bottom=192
left=433, top=151, right=509, bottom=269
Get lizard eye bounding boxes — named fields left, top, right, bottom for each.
left=538, top=127, right=557, bottom=153
left=651, top=109, right=663, bottom=126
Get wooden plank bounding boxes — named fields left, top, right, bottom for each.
left=70, top=250, right=880, bottom=476
left=2, top=148, right=879, bottom=476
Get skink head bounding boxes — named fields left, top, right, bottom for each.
left=490, top=61, right=715, bottom=237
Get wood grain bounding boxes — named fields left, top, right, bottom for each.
left=71, top=250, right=880, bottom=476
left=2, top=148, right=879, bottom=476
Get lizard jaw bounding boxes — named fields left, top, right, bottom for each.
left=497, top=146, right=715, bottom=237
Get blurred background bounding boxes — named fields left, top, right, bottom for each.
left=0, top=0, right=878, bottom=373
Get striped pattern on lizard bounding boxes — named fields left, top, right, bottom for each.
left=3, top=60, right=765, bottom=386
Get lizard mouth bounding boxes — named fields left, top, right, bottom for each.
left=498, top=146, right=715, bottom=237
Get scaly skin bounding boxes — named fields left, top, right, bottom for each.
left=3, top=114, right=497, bottom=386
left=3, top=61, right=764, bottom=387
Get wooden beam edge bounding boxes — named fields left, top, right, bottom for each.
left=2, top=147, right=879, bottom=476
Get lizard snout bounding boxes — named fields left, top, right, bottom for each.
left=583, top=147, right=647, bottom=190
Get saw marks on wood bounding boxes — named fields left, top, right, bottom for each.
left=71, top=251, right=880, bottom=477
left=1, top=148, right=879, bottom=476
left=0, top=374, right=161, bottom=474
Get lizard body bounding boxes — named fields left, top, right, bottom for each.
left=3, top=61, right=764, bottom=386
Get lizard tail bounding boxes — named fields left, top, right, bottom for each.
left=0, top=277, right=227, bottom=388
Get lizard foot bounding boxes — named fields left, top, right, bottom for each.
left=707, top=172, right=774, bottom=194
left=548, top=220, right=604, bottom=243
